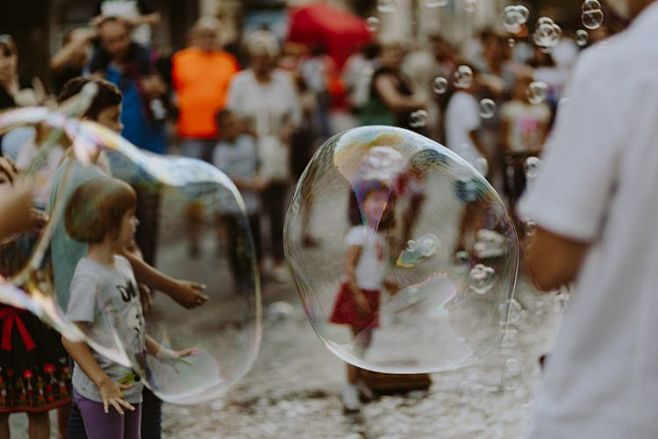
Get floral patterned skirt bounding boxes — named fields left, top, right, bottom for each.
left=0, top=304, right=71, bottom=413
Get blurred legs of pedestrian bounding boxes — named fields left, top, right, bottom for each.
left=134, top=183, right=161, bottom=266
left=179, top=139, right=214, bottom=258
left=141, top=388, right=162, bottom=439
left=67, top=399, right=85, bottom=439
left=219, top=214, right=261, bottom=293
left=263, top=182, right=288, bottom=281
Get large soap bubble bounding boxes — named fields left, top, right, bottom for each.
left=74, top=122, right=262, bottom=404
left=285, top=126, right=519, bottom=374
left=0, top=107, right=262, bottom=404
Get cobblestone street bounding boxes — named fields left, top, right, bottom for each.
left=162, top=276, right=562, bottom=438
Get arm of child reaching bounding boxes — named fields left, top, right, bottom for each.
left=122, top=251, right=209, bottom=309
left=145, top=335, right=197, bottom=373
left=61, top=332, right=134, bottom=415
left=345, top=245, right=371, bottom=314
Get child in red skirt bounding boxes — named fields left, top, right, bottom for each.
left=0, top=157, right=71, bottom=438
left=329, top=180, right=397, bottom=411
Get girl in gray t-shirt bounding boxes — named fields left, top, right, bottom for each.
left=61, top=176, right=193, bottom=438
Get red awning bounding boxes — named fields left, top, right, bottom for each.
left=287, top=3, right=372, bottom=70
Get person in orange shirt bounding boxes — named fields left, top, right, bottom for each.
left=172, top=17, right=239, bottom=257
left=172, top=16, right=239, bottom=163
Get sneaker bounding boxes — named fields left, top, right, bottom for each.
left=341, top=384, right=361, bottom=412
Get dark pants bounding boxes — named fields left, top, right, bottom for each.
left=221, top=214, right=261, bottom=290
left=263, top=183, right=288, bottom=262
left=68, top=387, right=162, bottom=439
left=134, top=184, right=161, bottom=266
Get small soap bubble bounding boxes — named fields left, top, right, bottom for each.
left=479, top=98, right=496, bottom=119
left=366, top=16, right=380, bottom=33
left=524, top=220, right=537, bottom=236
left=453, top=65, right=474, bottom=89
left=468, top=264, right=496, bottom=295
left=409, top=109, right=429, bottom=128
left=433, top=77, right=449, bottom=94
left=527, top=81, right=548, bottom=105
left=582, top=9, right=604, bottom=30
left=524, top=156, right=541, bottom=179
left=576, top=29, right=589, bottom=46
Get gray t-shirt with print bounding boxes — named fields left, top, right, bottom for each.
left=67, top=256, right=146, bottom=404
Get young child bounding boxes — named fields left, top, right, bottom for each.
left=212, top=110, right=264, bottom=291
left=329, top=180, right=397, bottom=412
left=61, top=176, right=192, bottom=439
left=49, top=77, right=206, bottom=439
left=500, top=72, right=551, bottom=215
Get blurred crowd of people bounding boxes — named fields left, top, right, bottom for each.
left=1, top=3, right=621, bottom=278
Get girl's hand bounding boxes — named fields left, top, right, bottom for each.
left=157, top=347, right=199, bottom=373
left=97, top=377, right=134, bottom=415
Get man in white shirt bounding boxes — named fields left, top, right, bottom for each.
left=520, top=0, right=658, bottom=438
left=445, top=72, right=489, bottom=176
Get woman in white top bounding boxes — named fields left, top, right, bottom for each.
left=227, top=30, right=301, bottom=279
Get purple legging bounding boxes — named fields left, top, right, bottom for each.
left=73, top=389, right=142, bottom=439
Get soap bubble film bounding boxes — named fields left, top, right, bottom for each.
left=285, top=126, right=519, bottom=374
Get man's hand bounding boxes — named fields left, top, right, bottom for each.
left=525, top=227, right=589, bottom=291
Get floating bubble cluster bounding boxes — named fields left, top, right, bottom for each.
left=0, top=107, right=262, bottom=405
left=501, top=5, right=530, bottom=34
left=582, top=0, right=605, bottom=30
left=533, top=17, right=562, bottom=51
left=285, top=126, right=519, bottom=374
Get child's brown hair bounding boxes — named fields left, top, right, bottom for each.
left=65, top=176, right=136, bottom=244
left=57, top=77, right=122, bottom=121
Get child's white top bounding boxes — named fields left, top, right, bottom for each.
left=67, top=255, right=145, bottom=404
left=500, top=100, right=551, bottom=153
left=345, top=225, right=387, bottom=291
left=519, top=4, right=658, bottom=437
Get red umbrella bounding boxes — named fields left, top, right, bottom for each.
left=287, top=3, right=372, bottom=70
